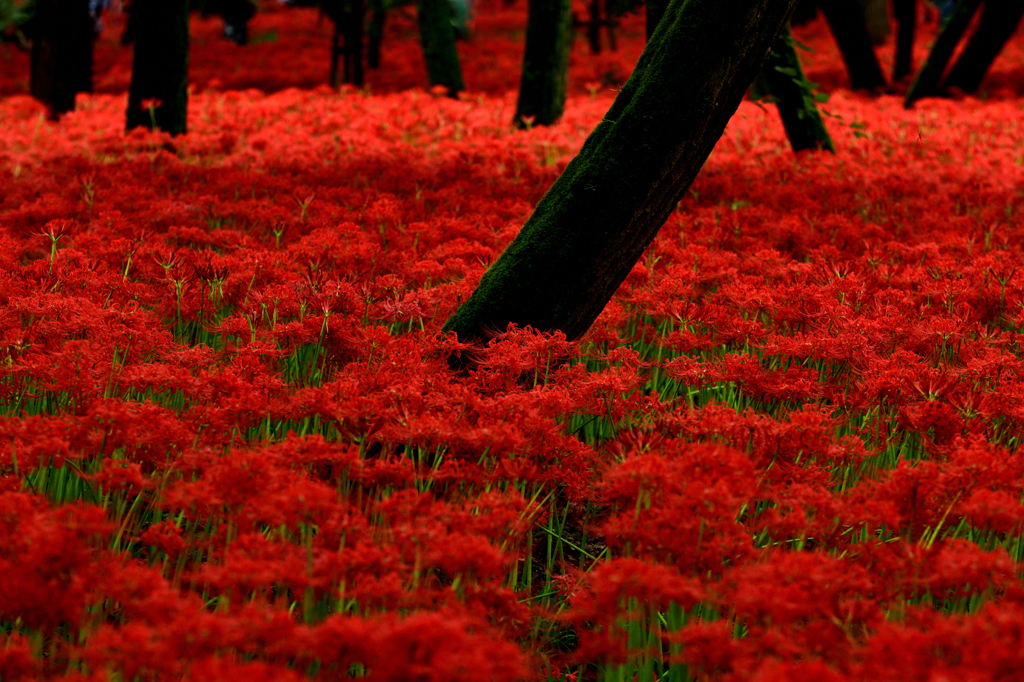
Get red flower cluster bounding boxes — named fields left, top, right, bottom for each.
left=3, top=5, right=1024, bottom=681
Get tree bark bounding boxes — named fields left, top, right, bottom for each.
left=30, top=0, right=93, bottom=119
left=515, top=0, right=573, bottom=127
left=330, top=0, right=366, bottom=87
left=417, top=0, right=464, bottom=94
left=942, top=0, right=1024, bottom=94
left=905, top=0, right=982, bottom=106
left=126, top=0, right=190, bottom=135
left=759, top=25, right=834, bottom=152
left=443, top=0, right=800, bottom=348
left=892, top=0, right=915, bottom=81
left=368, top=4, right=386, bottom=68
left=817, top=0, right=885, bottom=90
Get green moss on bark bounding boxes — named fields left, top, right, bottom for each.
left=515, top=0, right=573, bottom=128
left=759, top=25, right=834, bottom=153
left=443, top=0, right=800, bottom=348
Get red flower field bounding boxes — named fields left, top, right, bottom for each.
left=3, top=3, right=1024, bottom=680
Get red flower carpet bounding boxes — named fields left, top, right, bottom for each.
left=2, top=3, right=1024, bottom=680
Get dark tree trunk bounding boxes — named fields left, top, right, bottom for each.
left=126, top=0, right=189, bottom=135
left=515, top=0, right=573, bottom=127
left=417, top=0, right=464, bottom=94
left=905, top=0, right=982, bottom=106
left=943, top=0, right=1024, bottom=94
left=893, top=0, right=915, bottom=81
left=759, top=25, right=834, bottom=152
left=368, top=4, right=386, bottom=68
left=817, top=0, right=886, bottom=90
left=646, top=0, right=668, bottom=39
left=331, top=0, right=366, bottom=87
left=30, top=0, right=93, bottom=119
left=588, top=0, right=602, bottom=53
left=442, top=0, right=800, bottom=349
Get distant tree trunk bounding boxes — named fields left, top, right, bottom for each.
left=758, top=25, right=834, bottom=152
left=892, top=0, right=915, bottom=81
left=646, top=0, right=668, bottom=39
left=943, top=0, right=1024, bottom=93
left=330, top=0, right=366, bottom=86
left=905, top=0, right=982, bottom=106
left=818, top=0, right=885, bottom=90
left=417, top=0, right=464, bottom=94
left=443, top=0, right=800, bottom=350
left=515, top=0, right=573, bottom=128
left=368, top=4, right=386, bottom=68
left=30, top=0, right=93, bottom=119
left=126, top=0, right=189, bottom=135
left=861, top=0, right=888, bottom=44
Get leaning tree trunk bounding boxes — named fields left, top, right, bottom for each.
left=817, top=0, right=885, bottom=90
left=514, top=0, right=573, bottom=128
left=443, top=0, right=800, bottom=349
left=758, top=25, right=834, bottom=152
left=905, top=0, right=982, bottom=106
left=942, top=0, right=1024, bottom=94
left=417, top=0, right=464, bottom=94
left=30, top=0, right=93, bottom=119
left=126, top=0, right=189, bottom=135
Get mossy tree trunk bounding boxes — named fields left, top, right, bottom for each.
left=757, top=25, right=834, bottom=152
left=817, top=0, right=885, bottom=90
left=417, top=0, right=464, bottom=94
left=943, top=0, right=1024, bottom=94
left=126, top=0, right=189, bottom=135
left=905, top=0, right=982, bottom=106
left=30, top=0, right=93, bottom=119
left=514, top=0, right=573, bottom=128
left=443, top=0, right=800, bottom=349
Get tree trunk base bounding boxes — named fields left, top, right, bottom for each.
left=443, top=0, right=800, bottom=354
left=818, top=0, right=886, bottom=91
left=126, top=0, right=189, bottom=135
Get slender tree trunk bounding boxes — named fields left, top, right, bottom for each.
left=905, top=0, right=982, bottom=106
left=759, top=25, right=834, bottom=152
left=331, top=0, right=366, bottom=87
left=892, top=0, right=915, bottom=81
left=515, top=0, right=573, bottom=128
left=417, top=0, right=464, bottom=94
left=861, top=0, right=889, bottom=44
left=443, top=0, right=800, bottom=349
left=368, top=5, right=386, bottom=68
left=126, top=0, right=189, bottom=135
left=943, top=0, right=1024, bottom=94
left=817, top=0, right=885, bottom=90
left=645, top=0, right=668, bottom=39
left=587, top=0, right=602, bottom=53
left=30, top=0, right=93, bottom=119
